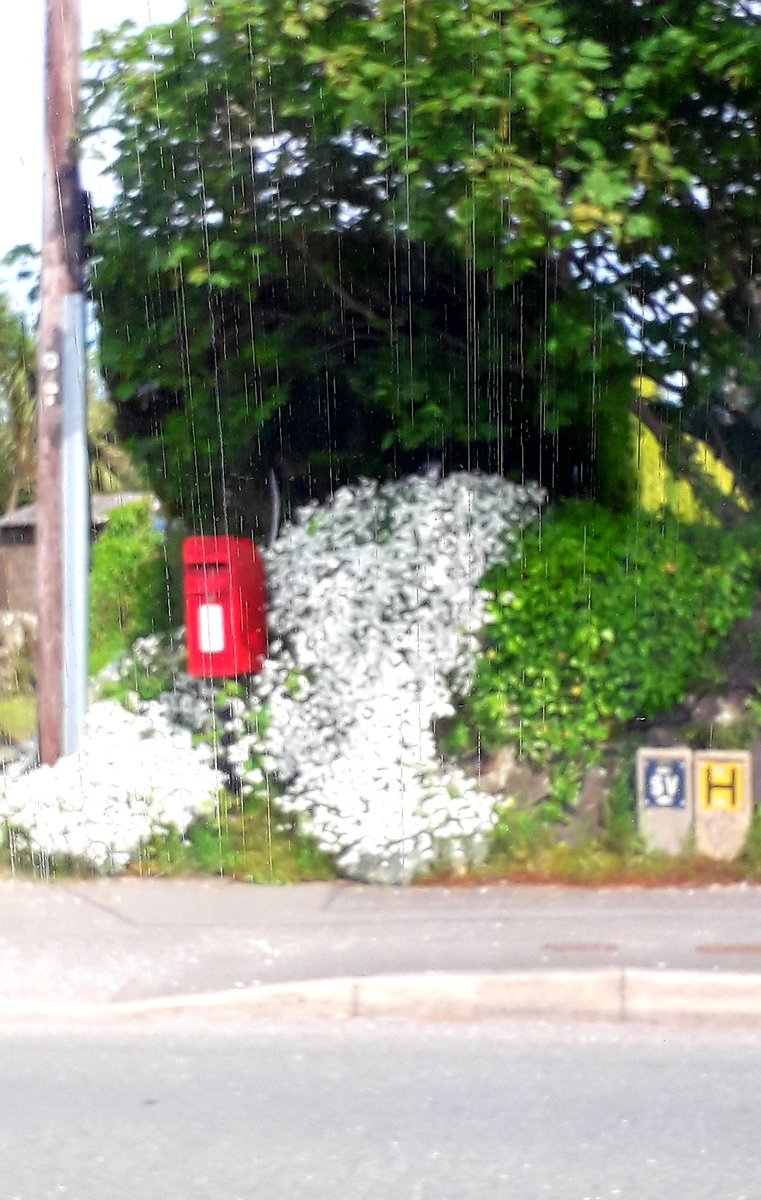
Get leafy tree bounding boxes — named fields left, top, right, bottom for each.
left=84, top=0, right=761, bottom=526
left=0, top=296, right=36, bottom=514
left=85, top=0, right=646, bottom=527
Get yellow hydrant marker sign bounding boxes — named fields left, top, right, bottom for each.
left=694, top=751, right=752, bottom=861
left=697, top=759, right=746, bottom=812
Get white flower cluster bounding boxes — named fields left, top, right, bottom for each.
left=0, top=471, right=542, bottom=883
left=0, top=700, right=223, bottom=869
left=252, top=472, right=544, bottom=884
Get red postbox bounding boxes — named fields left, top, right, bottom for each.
left=183, top=536, right=267, bottom=678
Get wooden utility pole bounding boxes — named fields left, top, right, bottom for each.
left=37, top=0, right=88, bottom=764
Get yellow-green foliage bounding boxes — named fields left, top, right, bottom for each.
left=0, top=694, right=36, bottom=744
left=633, top=416, right=749, bottom=524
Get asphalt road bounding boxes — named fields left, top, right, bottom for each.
left=2, top=1016, right=759, bottom=1200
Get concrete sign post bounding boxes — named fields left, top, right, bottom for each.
left=694, top=751, right=753, bottom=861
left=636, top=748, right=694, bottom=855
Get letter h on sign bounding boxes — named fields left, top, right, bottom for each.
left=702, top=765, right=740, bottom=811
left=697, top=758, right=746, bottom=813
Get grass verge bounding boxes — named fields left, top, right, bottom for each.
left=422, top=775, right=761, bottom=887
left=128, top=788, right=336, bottom=884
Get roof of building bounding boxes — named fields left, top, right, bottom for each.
left=0, top=492, right=152, bottom=530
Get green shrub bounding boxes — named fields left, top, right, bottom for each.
left=89, top=501, right=174, bottom=672
left=456, top=502, right=757, bottom=807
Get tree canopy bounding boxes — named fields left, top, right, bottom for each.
left=84, top=0, right=761, bottom=530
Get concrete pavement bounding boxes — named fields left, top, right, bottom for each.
left=3, top=876, right=761, bottom=1021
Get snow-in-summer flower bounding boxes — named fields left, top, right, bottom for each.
left=0, top=471, right=543, bottom=882
left=250, top=471, right=544, bottom=883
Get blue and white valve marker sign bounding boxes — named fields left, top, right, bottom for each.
left=636, top=747, right=694, bottom=855
left=644, top=757, right=688, bottom=809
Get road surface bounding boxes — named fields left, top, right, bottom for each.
left=2, top=1015, right=759, bottom=1199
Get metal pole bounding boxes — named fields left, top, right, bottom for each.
left=37, top=0, right=88, bottom=764
left=62, top=287, right=88, bottom=757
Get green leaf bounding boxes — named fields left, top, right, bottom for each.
left=582, top=97, right=607, bottom=120
left=625, top=212, right=656, bottom=240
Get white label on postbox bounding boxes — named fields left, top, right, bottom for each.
left=198, top=603, right=225, bottom=655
